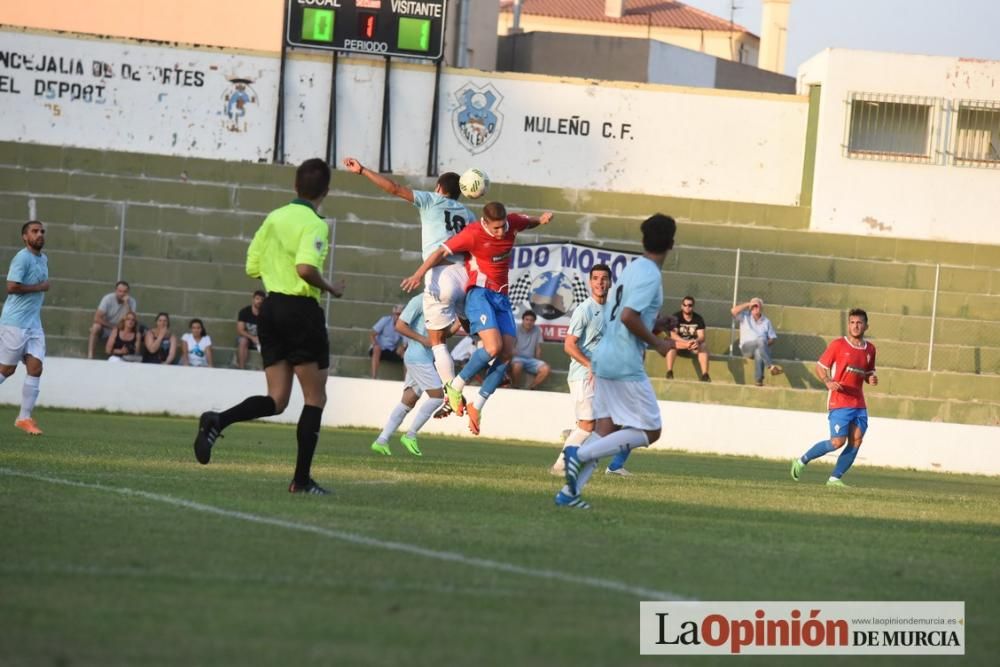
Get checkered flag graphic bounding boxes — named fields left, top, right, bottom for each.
left=508, top=271, right=533, bottom=310
left=570, top=274, right=589, bottom=309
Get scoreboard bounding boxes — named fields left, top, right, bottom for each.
left=286, top=0, right=447, bottom=60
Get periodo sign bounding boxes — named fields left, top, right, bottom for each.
left=285, top=0, right=447, bottom=60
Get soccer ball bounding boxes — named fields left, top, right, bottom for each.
left=459, top=168, right=489, bottom=199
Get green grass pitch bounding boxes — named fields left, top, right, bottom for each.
left=1, top=407, right=998, bottom=666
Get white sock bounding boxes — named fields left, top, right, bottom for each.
left=377, top=403, right=411, bottom=444
left=575, top=460, right=599, bottom=494
left=562, top=427, right=590, bottom=449
left=406, top=398, right=440, bottom=437
left=432, top=345, right=454, bottom=384
left=19, top=375, right=40, bottom=420
left=560, top=460, right=598, bottom=496
left=473, top=392, right=487, bottom=411
left=0, top=374, right=6, bottom=385
left=578, top=428, right=649, bottom=462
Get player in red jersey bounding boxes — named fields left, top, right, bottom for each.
left=401, top=202, right=553, bottom=435
left=790, top=308, right=878, bottom=487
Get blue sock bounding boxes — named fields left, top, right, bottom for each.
left=831, top=445, right=860, bottom=479
left=479, top=360, right=509, bottom=397
left=608, top=449, right=631, bottom=471
left=801, top=439, right=836, bottom=464
left=459, top=347, right=494, bottom=384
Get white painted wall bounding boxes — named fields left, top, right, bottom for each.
left=435, top=71, right=806, bottom=204
left=798, top=49, right=1000, bottom=245
left=0, top=28, right=808, bottom=206
left=2, top=358, right=996, bottom=477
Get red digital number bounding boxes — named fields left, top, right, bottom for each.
left=359, top=14, right=376, bottom=39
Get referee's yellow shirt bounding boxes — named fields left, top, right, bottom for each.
left=246, top=199, right=329, bottom=301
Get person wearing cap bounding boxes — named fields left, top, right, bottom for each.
left=731, top=297, right=783, bottom=386
left=370, top=304, right=406, bottom=379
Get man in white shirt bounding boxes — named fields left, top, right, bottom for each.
left=731, top=296, right=783, bottom=386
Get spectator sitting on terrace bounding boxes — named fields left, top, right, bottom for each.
left=181, top=318, right=213, bottom=368
left=142, top=312, right=178, bottom=365
left=731, top=297, right=783, bottom=386
left=369, top=304, right=405, bottom=379
left=664, top=296, right=711, bottom=382
left=510, top=310, right=550, bottom=390
left=236, top=290, right=265, bottom=370
left=88, top=281, right=136, bottom=359
left=105, top=312, right=142, bottom=363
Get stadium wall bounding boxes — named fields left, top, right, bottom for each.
left=0, top=27, right=808, bottom=205
left=2, top=358, right=996, bottom=477
left=798, top=49, right=1000, bottom=246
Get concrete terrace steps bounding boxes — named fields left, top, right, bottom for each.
left=3, top=141, right=1000, bottom=426
left=8, top=186, right=998, bottom=322
left=3, top=139, right=1000, bottom=268
left=38, top=323, right=1000, bottom=422
left=5, top=215, right=1000, bottom=375
left=28, top=284, right=1000, bottom=376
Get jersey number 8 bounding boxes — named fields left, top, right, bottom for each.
left=609, top=284, right=624, bottom=321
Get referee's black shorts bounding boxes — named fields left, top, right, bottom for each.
left=259, top=293, right=330, bottom=369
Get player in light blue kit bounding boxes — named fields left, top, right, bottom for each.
left=370, top=293, right=455, bottom=456
left=344, top=157, right=475, bottom=404
left=0, top=221, right=51, bottom=436
left=550, top=262, right=630, bottom=475
left=556, top=214, right=696, bottom=509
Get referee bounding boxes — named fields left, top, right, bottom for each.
left=193, top=158, right=345, bottom=494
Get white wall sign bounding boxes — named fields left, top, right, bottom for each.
left=0, top=29, right=278, bottom=160
left=436, top=73, right=808, bottom=204
left=1, top=28, right=808, bottom=207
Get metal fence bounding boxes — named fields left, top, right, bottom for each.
left=660, top=245, right=1000, bottom=375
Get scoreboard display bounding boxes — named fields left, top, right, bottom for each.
left=286, top=0, right=447, bottom=60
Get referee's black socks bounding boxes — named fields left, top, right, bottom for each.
left=294, top=405, right=324, bottom=486
left=218, top=395, right=278, bottom=430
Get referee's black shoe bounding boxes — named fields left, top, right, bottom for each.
left=289, top=478, right=330, bottom=495
left=194, top=411, right=222, bottom=465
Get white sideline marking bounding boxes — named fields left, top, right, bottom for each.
left=0, top=468, right=690, bottom=601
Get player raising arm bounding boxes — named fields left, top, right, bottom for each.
left=402, top=202, right=553, bottom=436
left=344, top=157, right=474, bottom=398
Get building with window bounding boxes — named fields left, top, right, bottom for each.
left=799, top=49, right=1000, bottom=244
left=496, top=0, right=794, bottom=94
left=499, top=0, right=759, bottom=63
